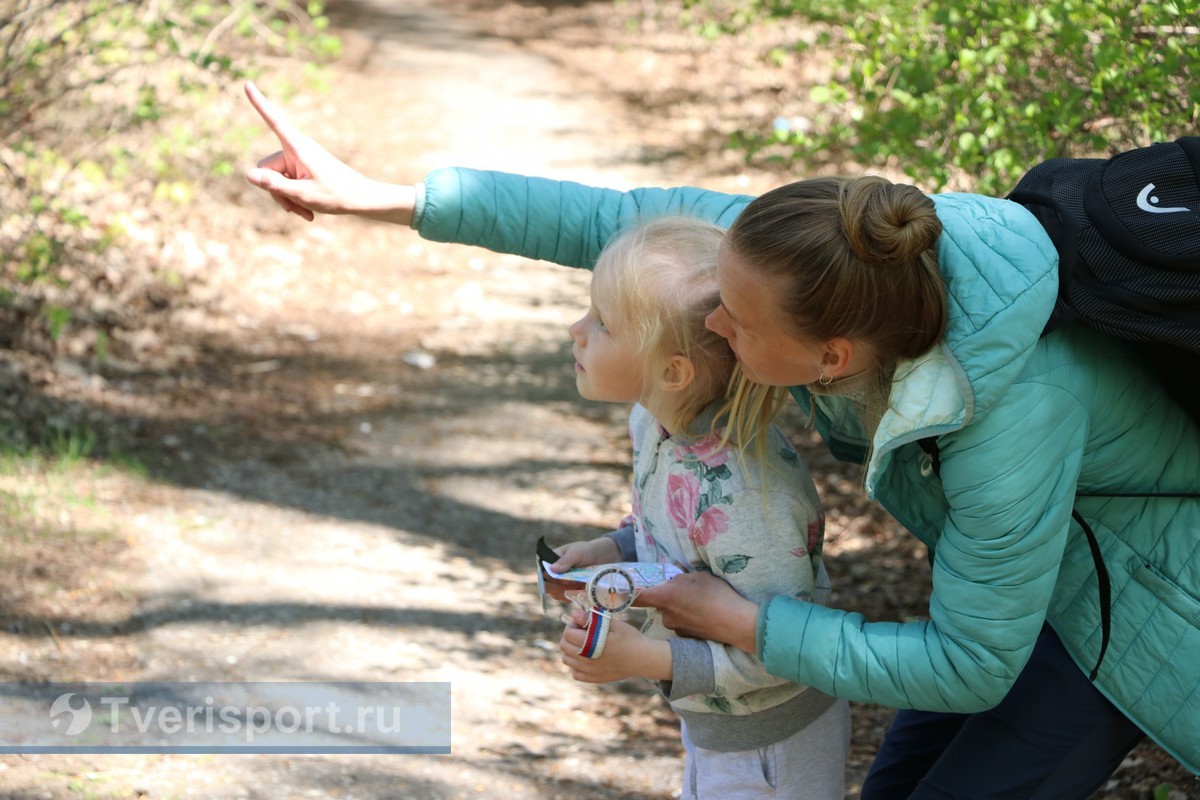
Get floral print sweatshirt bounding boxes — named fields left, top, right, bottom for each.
left=619, top=402, right=838, bottom=751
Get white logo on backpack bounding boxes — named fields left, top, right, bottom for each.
left=1136, top=183, right=1190, bottom=214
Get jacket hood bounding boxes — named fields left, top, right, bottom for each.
left=865, top=193, right=1059, bottom=491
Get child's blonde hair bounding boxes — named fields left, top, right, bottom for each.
left=597, top=216, right=784, bottom=444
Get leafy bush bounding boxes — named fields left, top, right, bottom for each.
left=685, top=0, right=1200, bottom=193
left=0, top=0, right=339, bottom=364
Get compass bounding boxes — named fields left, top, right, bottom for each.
left=577, top=565, right=638, bottom=659
left=585, top=565, right=637, bottom=615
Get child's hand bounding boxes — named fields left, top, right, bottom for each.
left=549, top=537, right=620, bottom=572
left=542, top=538, right=622, bottom=603
left=559, top=608, right=672, bottom=684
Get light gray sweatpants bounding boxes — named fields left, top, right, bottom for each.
left=680, top=698, right=851, bottom=800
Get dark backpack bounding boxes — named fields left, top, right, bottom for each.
left=1006, top=136, right=1200, bottom=422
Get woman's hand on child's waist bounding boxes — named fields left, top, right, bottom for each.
left=635, top=572, right=760, bottom=655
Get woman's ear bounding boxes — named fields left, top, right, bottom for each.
left=661, top=355, right=696, bottom=393
left=820, top=338, right=856, bottom=378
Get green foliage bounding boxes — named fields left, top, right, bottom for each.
left=45, top=421, right=97, bottom=466
left=0, top=403, right=149, bottom=475
left=0, top=0, right=339, bottom=360
left=0, top=413, right=92, bottom=465
left=686, top=0, right=1200, bottom=193
left=43, top=305, right=72, bottom=341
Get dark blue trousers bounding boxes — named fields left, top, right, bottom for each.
left=860, top=626, right=1146, bottom=800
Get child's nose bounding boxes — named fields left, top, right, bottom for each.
left=568, top=316, right=586, bottom=341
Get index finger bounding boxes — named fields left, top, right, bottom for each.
left=632, top=581, right=669, bottom=608
left=244, top=80, right=304, bottom=148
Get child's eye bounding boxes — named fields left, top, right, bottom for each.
left=598, top=318, right=609, bottom=334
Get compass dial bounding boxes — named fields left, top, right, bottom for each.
left=586, top=565, right=637, bottom=613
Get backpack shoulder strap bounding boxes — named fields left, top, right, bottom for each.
left=915, top=436, right=1111, bottom=680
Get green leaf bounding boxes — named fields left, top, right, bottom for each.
left=707, top=464, right=732, bottom=481
left=809, top=85, right=836, bottom=103
left=716, top=554, right=753, bottom=574
left=44, top=306, right=72, bottom=341
left=705, top=696, right=732, bottom=714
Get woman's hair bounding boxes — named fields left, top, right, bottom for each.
left=598, top=216, right=735, bottom=434
left=719, top=368, right=790, bottom=455
left=726, top=175, right=948, bottom=368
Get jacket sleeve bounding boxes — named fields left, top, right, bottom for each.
left=416, top=168, right=753, bottom=269
left=759, top=382, right=1089, bottom=712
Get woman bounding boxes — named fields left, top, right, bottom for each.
left=243, top=82, right=1199, bottom=796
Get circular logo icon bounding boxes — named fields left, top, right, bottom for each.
left=49, top=692, right=93, bottom=736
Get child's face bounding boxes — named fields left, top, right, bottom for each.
left=568, top=262, right=646, bottom=405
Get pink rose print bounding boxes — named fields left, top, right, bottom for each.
left=643, top=529, right=659, bottom=552
left=667, top=473, right=702, bottom=530
left=807, top=513, right=825, bottom=554
left=689, top=506, right=730, bottom=546
left=790, top=547, right=807, bottom=558
left=675, top=437, right=730, bottom=468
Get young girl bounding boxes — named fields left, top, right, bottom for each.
left=549, top=216, right=850, bottom=800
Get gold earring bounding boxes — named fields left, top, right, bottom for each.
left=818, top=373, right=833, bottom=386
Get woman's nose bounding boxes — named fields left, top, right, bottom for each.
left=705, top=307, right=729, bottom=338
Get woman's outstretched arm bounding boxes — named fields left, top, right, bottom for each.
left=244, top=82, right=754, bottom=269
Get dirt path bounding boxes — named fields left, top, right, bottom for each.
left=2, top=2, right=754, bottom=798
left=2, top=1, right=1194, bottom=798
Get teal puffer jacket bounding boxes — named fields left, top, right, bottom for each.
left=416, top=168, right=1200, bottom=772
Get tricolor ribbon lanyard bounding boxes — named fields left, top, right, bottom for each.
left=578, top=565, right=637, bottom=659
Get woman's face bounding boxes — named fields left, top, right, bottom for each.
left=705, top=240, right=828, bottom=387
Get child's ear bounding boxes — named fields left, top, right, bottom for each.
left=661, top=355, right=696, bottom=393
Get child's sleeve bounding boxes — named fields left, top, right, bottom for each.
left=667, top=486, right=825, bottom=703
left=604, top=521, right=638, bottom=563
left=417, top=168, right=753, bottom=270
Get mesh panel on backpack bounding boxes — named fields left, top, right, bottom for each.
left=1006, top=137, right=1200, bottom=422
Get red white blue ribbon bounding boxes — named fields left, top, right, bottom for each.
left=578, top=607, right=612, bottom=659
